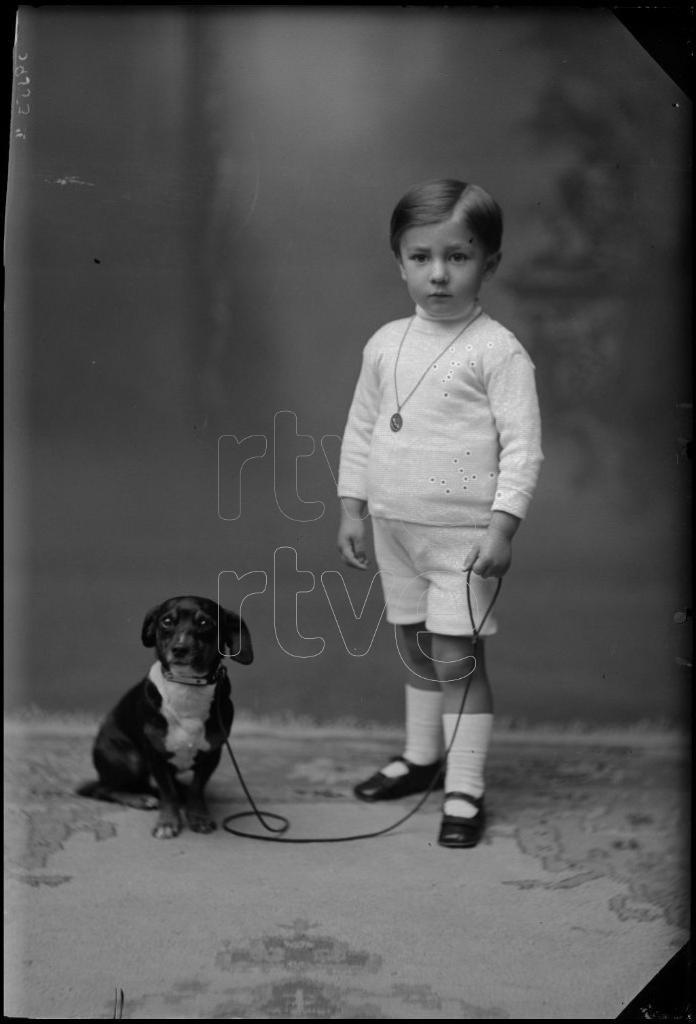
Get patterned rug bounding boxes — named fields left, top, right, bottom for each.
left=4, top=723, right=691, bottom=1019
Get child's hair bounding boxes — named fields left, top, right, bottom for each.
left=389, top=179, right=503, bottom=258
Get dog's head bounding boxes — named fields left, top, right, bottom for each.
left=141, top=596, right=253, bottom=675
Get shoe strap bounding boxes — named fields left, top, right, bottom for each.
left=387, top=755, right=425, bottom=771
left=389, top=755, right=441, bottom=772
left=388, top=755, right=410, bottom=767
left=444, top=790, right=483, bottom=810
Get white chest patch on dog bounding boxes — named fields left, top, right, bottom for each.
left=148, top=663, right=216, bottom=772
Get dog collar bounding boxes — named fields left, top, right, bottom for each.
left=148, top=661, right=224, bottom=688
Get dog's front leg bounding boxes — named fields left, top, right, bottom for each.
left=149, top=762, right=183, bottom=839
left=185, top=750, right=222, bottom=833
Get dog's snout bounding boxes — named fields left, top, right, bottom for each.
left=171, top=632, right=192, bottom=652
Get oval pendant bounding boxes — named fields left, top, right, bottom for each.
left=390, top=412, right=403, bottom=432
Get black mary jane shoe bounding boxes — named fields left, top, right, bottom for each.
left=437, top=791, right=485, bottom=848
left=353, top=756, right=444, bottom=802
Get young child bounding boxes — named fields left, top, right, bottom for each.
left=337, top=179, right=543, bottom=848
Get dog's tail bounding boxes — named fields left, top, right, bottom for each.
left=75, top=780, right=159, bottom=806
left=75, top=780, right=102, bottom=798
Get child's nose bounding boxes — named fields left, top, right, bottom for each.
left=430, top=260, right=448, bottom=282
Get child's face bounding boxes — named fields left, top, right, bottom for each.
left=396, top=216, right=500, bottom=320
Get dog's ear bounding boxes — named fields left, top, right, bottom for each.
left=141, top=605, right=163, bottom=648
left=219, top=609, right=254, bottom=665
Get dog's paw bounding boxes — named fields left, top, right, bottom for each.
left=188, top=816, right=217, bottom=834
left=125, top=794, right=159, bottom=811
left=185, top=797, right=216, bottom=834
left=186, top=804, right=217, bottom=833
left=152, top=816, right=182, bottom=839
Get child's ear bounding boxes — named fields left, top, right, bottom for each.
left=395, top=254, right=407, bottom=282
left=485, top=251, right=502, bottom=279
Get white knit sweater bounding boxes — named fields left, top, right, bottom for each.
left=338, top=306, right=543, bottom=527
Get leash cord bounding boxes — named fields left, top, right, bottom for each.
left=220, top=568, right=502, bottom=843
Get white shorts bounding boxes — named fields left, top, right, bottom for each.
left=371, top=517, right=500, bottom=637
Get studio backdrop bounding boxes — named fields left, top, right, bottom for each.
left=5, top=6, right=691, bottom=726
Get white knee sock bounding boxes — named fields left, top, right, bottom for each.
left=442, top=712, right=493, bottom=817
left=382, top=685, right=443, bottom=778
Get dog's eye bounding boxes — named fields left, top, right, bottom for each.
left=160, top=616, right=174, bottom=628
left=196, top=617, right=212, bottom=629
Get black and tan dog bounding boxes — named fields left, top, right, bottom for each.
left=77, top=596, right=253, bottom=838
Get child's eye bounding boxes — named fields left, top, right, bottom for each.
left=409, top=254, right=428, bottom=264
left=450, top=253, right=468, bottom=263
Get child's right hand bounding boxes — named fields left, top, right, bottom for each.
left=337, top=500, right=369, bottom=570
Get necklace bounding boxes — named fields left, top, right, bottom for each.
left=390, top=308, right=483, bottom=432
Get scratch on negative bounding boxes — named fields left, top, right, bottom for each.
left=45, top=176, right=95, bottom=187
left=240, top=131, right=260, bottom=229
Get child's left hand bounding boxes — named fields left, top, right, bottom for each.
left=463, top=531, right=511, bottom=579
left=462, top=512, right=520, bottom=578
